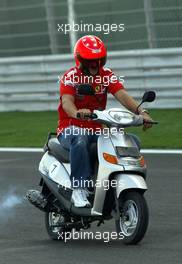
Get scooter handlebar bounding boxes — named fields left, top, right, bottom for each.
left=76, top=113, right=98, bottom=119
left=133, top=115, right=159, bottom=126
left=76, top=111, right=158, bottom=126
left=143, top=120, right=159, bottom=125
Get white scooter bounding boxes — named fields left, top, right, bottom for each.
left=26, top=88, right=157, bottom=244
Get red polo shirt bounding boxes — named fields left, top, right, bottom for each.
left=57, top=66, right=124, bottom=135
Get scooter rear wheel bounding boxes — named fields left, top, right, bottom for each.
left=115, top=191, right=149, bottom=245
left=45, top=211, right=72, bottom=241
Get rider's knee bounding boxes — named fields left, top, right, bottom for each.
left=71, top=135, right=89, bottom=148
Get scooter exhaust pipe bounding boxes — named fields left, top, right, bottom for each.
left=26, top=189, right=48, bottom=212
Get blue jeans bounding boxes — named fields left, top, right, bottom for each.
left=58, top=126, right=98, bottom=188
left=57, top=126, right=140, bottom=188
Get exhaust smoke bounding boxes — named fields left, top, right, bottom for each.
left=0, top=188, right=24, bottom=219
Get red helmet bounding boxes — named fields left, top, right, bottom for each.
left=74, top=35, right=107, bottom=72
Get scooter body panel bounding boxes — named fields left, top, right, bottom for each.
left=92, top=131, right=146, bottom=215
left=39, top=152, right=71, bottom=189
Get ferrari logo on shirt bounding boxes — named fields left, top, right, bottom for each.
left=95, top=85, right=101, bottom=93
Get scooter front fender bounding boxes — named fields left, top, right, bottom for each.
left=115, top=173, right=147, bottom=198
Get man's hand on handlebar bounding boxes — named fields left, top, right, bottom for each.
left=76, top=109, right=91, bottom=119
left=141, top=112, right=154, bottom=131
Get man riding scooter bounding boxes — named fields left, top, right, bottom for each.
left=30, top=35, right=154, bottom=208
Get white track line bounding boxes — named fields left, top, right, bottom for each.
left=0, top=148, right=43, bottom=152
left=141, top=149, right=182, bottom=154
left=0, top=148, right=182, bottom=154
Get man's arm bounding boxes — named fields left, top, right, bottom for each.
left=114, top=89, right=143, bottom=114
left=114, top=89, right=153, bottom=130
left=62, top=94, right=91, bottom=119
left=62, top=94, right=77, bottom=118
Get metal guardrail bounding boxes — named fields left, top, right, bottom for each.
left=0, top=47, right=182, bottom=111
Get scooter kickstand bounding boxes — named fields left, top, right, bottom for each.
left=97, top=219, right=104, bottom=227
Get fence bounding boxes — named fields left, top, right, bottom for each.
left=0, top=47, right=182, bottom=111
left=1, top=0, right=182, bottom=57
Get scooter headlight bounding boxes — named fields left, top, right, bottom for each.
left=116, top=146, right=140, bottom=158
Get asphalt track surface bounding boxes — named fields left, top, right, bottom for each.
left=0, top=152, right=181, bottom=264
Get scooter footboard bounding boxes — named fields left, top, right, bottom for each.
left=115, top=173, right=147, bottom=198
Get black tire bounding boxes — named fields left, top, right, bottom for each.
left=115, top=191, right=149, bottom=245
left=45, top=211, right=72, bottom=241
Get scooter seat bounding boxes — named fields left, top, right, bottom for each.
left=48, top=138, right=70, bottom=163
left=47, top=138, right=98, bottom=165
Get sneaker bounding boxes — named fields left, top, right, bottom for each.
left=26, top=190, right=47, bottom=211
left=71, top=188, right=91, bottom=208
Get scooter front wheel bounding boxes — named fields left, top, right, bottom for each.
left=115, top=191, right=149, bottom=245
left=45, top=211, right=72, bottom=241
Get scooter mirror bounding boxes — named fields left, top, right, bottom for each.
left=76, top=84, right=95, bottom=95
left=142, top=91, right=156, bottom=103
left=136, top=91, right=156, bottom=114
